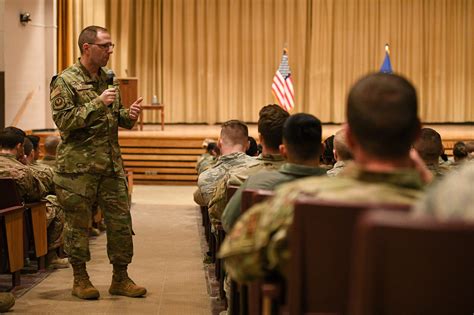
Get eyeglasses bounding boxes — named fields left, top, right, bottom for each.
left=88, top=43, right=115, bottom=50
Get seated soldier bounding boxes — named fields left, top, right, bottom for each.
left=193, top=120, right=254, bottom=206
left=415, top=162, right=474, bottom=221
left=3, top=130, right=68, bottom=269
left=222, top=113, right=328, bottom=232
left=246, top=136, right=259, bottom=156
left=219, top=72, right=430, bottom=283
left=0, top=292, right=14, bottom=313
left=451, top=141, right=468, bottom=168
left=413, top=127, right=450, bottom=178
left=207, top=104, right=288, bottom=224
left=196, top=140, right=219, bottom=175
left=320, top=135, right=336, bottom=169
left=327, top=129, right=353, bottom=176
left=38, top=135, right=60, bottom=168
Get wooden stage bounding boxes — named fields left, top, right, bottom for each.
left=33, top=123, right=474, bottom=185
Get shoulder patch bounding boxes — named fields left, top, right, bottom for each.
left=53, top=97, right=66, bottom=110
left=50, top=86, right=62, bottom=99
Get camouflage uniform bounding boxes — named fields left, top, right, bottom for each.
left=208, top=154, right=284, bottom=224
left=30, top=161, right=55, bottom=194
left=38, top=156, right=57, bottom=168
left=414, top=162, right=474, bottom=221
left=50, top=60, right=136, bottom=265
left=193, top=152, right=254, bottom=207
left=222, top=163, right=327, bottom=232
left=196, top=153, right=217, bottom=175
left=426, top=162, right=451, bottom=179
left=219, top=164, right=425, bottom=282
left=326, top=160, right=349, bottom=177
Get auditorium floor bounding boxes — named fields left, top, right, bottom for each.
left=13, top=185, right=211, bottom=314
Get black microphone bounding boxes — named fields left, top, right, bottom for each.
left=106, top=70, right=115, bottom=88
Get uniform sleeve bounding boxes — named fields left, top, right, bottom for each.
left=17, top=168, right=49, bottom=202
left=208, top=175, right=231, bottom=225
left=51, top=77, right=106, bottom=131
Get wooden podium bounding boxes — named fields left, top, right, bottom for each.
left=118, top=77, right=138, bottom=108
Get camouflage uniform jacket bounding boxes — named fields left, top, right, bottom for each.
left=414, top=162, right=474, bottom=221
left=326, top=160, right=349, bottom=177
left=38, top=156, right=56, bottom=168
left=29, top=161, right=55, bottom=194
left=0, top=153, right=48, bottom=202
left=50, top=59, right=135, bottom=176
left=196, top=153, right=217, bottom=175
left=219, top=164, right=425, bottom=282
left=426, top=162, right=451, bottom=179
left=222, top=163, right=328, bottom=232
left=208, top=154, right=285, bottom=224
left=194, top=152, right=254, bottom=206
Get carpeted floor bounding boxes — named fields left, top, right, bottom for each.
left=8, top=185, right=211, bottom=314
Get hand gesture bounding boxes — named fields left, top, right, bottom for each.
left=129, top=97, right=143, bottom=120
left=100, top=88, right=117, bottom=106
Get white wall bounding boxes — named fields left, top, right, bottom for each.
left=4, top=0, right=56, bottom=130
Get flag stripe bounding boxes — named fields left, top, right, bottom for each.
left=272, top=52, right=295, bottom=112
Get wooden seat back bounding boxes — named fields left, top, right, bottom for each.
left=349, top=210, right=474, bottom=315
left=288, top=198, right=411, bottom=315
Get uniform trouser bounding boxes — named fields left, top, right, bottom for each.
left=45, top=195, right=65, bottom=251
left=54, top=173, right=133, bottom=265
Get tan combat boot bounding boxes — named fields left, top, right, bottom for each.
left=46, top=250, right=69, bottom=269
left=109, top=264, right=147, bottom=297
left=71, top=263, right=100, bottom=299
left=0, top=292, right=15, bottom=312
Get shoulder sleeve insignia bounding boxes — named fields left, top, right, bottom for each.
left=53, top=97, right=66, bottom=110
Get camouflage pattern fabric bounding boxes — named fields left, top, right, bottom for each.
left=55, top=172, right=132, bottom=265
left=51, top=59, right=135, bottom=265
left=326, top=160, right=349, bottom=177
left=50, top=59, right=135, bottom=175
left=45, top=195, right=65, bottom=250
left=194, top=152, right=254, bottom=206
left=0, top=153, right=48, bottom=202
left=38, top=156, right=57, bottom=168
left=222, top=163, right=327, bottom=232
left=414, top=161, right=474, bottom=221
left=219, top=164, right=425, bottom=283
left=196, top=153, right=217, bottom=175
left=30, top=161, right=55, bottom=194
left=208, top=154, right=285, bottom=225
left=426, top=162, right=451, bottom=179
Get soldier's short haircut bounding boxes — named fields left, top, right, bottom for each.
left=414, top=128, right=443, bottom=162
left=257, top=104, right=290, bottom=150
left=4, top=126, right=26, bottom=138
left=23, top=137, right=34, bottom=157
left=334, top=129, right=353, bottom=161
left=0, top=130, right=24, bottom=149
left=453, top=141, right=468, bottom=159
left=220, top=120, right=249, bottom=147
left=44, top=135, right=60, bottom=156
left=27, top=135, right=40, bottom=150
left=283, top=113, right=322, bottom=161
left=78, top=25, right=109, bottom=54
left=347, top=72, right=420, bottom=159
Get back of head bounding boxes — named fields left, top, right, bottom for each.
left=321, top=135, right=335, bottom=165
left=453, top=141, right=468, bottom=160
left=258, top=104, right=290, bottom=150
left=27, top=135, right=40, bottom=151
left=246, top=137, right=259, bottom=156
left=0, top=129, right=25, bottom=149
left=44, top=135, right=60, bottom=156
left=283, top=113, right=322, bottom=161
left=220, top=120, right=249, bottom=148
left=347, top=72, right=419, bottom=159
left=23, top=137, right=34, bottom=157
left=334, top=129, right=353, bottom=161
left=78, top=25, right=108, bottom=54
left=414, top=128, right=443, bottom=163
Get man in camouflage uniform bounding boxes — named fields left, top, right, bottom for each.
left=50, top=25, right=145, bottom=299
left=39, top=135, right=60, bottom=168
left=327, top=129, right=353, bottom=177
left=219, top=73, right=429, bottom=283
left=208, top=104, right=288, bottom=224
left=24, top=137, right=68, bottom=268
left=413, top=128, right=451, bottom=178
left=193, top=120, right=255, bottom=207
left=196, top=141, right=219, bottom=175
left=222, top=113, right=328, bottom=232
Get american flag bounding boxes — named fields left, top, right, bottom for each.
left=272, top=50, right=294, bottom=112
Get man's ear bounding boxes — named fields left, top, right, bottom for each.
left=279, top=144, right=288, bottom=159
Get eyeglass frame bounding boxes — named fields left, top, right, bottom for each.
left=87, top=42, right=115, bottom=50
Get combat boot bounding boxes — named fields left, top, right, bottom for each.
left=0, top=292, right=15, bottom=312
left=71, top=263, right=100, bottom=299
left=109, top=264, right=147, bottom=297
left=46, top=250, right=69, bottom=269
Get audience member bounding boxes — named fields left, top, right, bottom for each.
left=219, top=72, right=428, bottom=282
left=39, top=135, right=60, bottom=168
left=222, top=113, right=327, bottom=232
left=27, top=135, right=41, bottom=161
left=196, top=141, right=219, bottom=175
left=320, top=134, right=336, bottom=169
left=327, top=129, right=353, bottom=176
left=413, top=127, right=450, bottom=177
left=415, top=162, right=474, bottom=221
left=246, top=136, right=259, bottom=156
left=207, top=104, right=288, bottom=224
left=451, top=141, right=469, bottom=168
left=193, top=120, right=254, bottom=206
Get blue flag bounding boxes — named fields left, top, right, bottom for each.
left=380, top=45, right=392, bottom=73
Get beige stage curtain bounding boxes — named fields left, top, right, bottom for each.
left=64, top=0, right=474, bottom=123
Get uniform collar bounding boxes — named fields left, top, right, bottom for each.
left=279, top=163, right=327, bottom=177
